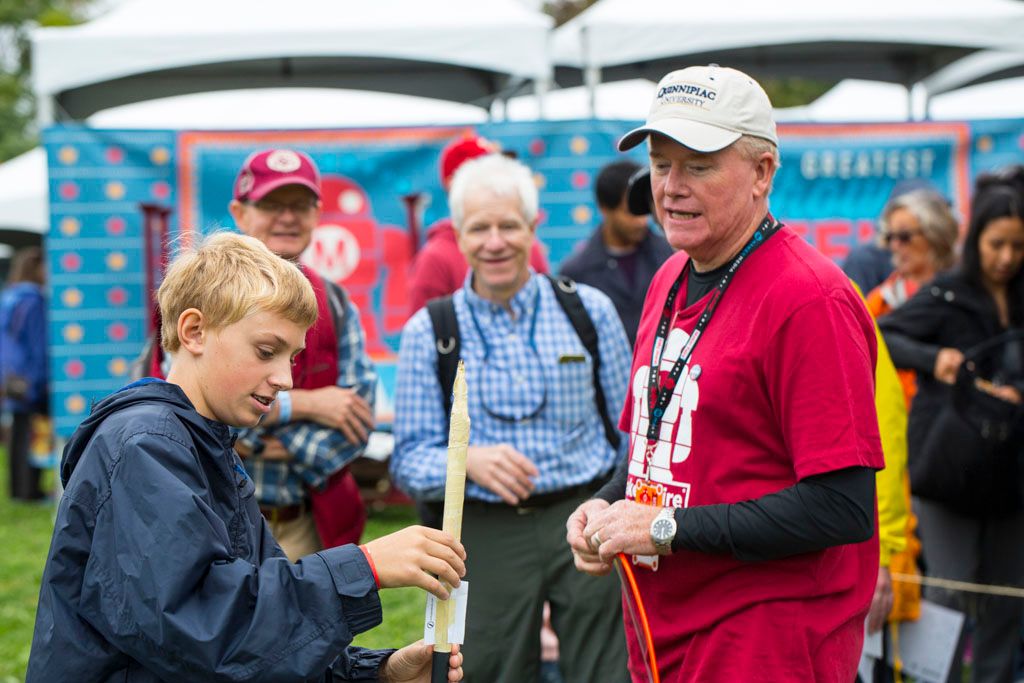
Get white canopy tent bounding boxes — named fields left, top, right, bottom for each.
left=0, top=148, right=47, bottom=236
left=775, top=77, right=1024, bottom=123
left=922, top=49, right=1024, bottom=97
left=31, top=0, right=553, bottom=123
left=552, top=0, right=1024, bottom=116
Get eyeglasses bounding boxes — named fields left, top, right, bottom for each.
left=248, top=198, right=318, bottom=215
left=882, top=229, right=923, bottom=245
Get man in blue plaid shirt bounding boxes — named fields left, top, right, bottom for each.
left=229, top=149, right=377, bottom=562
left=391, top=153, right=632, bottom=683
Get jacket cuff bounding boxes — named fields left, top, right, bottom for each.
left=317, top=545, right=383, bottom=636
left=330, top=647, right=397, bottom=682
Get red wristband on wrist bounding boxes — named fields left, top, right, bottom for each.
left=359, top=545, right=381, bottom=588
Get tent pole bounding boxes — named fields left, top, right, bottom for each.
left=581, top=25, right=600, bottom=118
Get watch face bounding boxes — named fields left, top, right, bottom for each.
left=653, top=519, right=674, bottom=542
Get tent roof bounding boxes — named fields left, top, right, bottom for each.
left=32, top=0, right=553, bottom=120
left=553, top=0, right=1024, bottom=86
left=0, top=149, right=47, bottom=235
left=923, top=50, right=1024, bottom=96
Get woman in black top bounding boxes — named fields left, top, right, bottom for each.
left=879, top=168, right=1024, bottom=683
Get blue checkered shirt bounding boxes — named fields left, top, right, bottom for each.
left=391, top=272, right=631, bottom=503
left=238, top=293, right=376, bottom=507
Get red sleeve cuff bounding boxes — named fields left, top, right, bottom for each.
left=359, top=544, right=381, bottom=589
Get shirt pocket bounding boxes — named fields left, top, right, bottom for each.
left=548, top=357, right=595, bottom=429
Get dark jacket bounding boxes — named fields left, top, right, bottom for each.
left=879, top=272, right=1023, bottom=513
left=559, top=227, right=674, bottom=345
left=28, top=380, right=391, bottom=682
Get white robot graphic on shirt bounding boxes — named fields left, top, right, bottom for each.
left=628, top=326, right=699, bottom=570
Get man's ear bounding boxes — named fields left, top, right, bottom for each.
left=752, top=152, right=776, bottom=200
left=176, top=308, right=206, bottom=355
left=228, top=200, right=248, bottom=232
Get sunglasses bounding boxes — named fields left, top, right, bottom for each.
left=882, top=229, right=923, bottom=245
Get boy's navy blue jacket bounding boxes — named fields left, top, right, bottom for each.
left=28, top=380, right=392, bottom=682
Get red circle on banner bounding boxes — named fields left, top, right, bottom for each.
left=528, top=139, right=546, bottom=156
left=107, top=287, right=128, bottom=306
left=151, top=181, right=171, bottom=200
left=61, top=253, right=82, bottom=272
left=65, top=359, right=85, bottom=379
left=106, top=147, right=124, bottom=164
left=571, top=170, right=591, bottom=190
left=106, top=216, right=126, bottom=235
left=108, top=322, right=128, bottom=341
left=58, top=182, right=80, bottom=201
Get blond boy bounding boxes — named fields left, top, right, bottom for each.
left=28, top=233, right=464, bottom=682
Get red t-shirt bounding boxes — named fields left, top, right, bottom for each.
left=620, top=227, right=883, bottom=682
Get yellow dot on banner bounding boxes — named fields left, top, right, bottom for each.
left=108, top=358, right=128, bottom=376
left=150, top=146, right=171, bottom=165
left=61, top=288, right=83, bottom=308
left=58, top=146, right=79, bottom=165
left=63, top=323, right=84, bottom=344
left=60, top=217, right=81, bottom=237
left=977, top=136, right=994, bottom=153
left=572, top=205, right=592, bottom=225
left=570, top=136, right=590, bottom=155
left=533, top=173, right=547, bottom=190
left=106, top=181, right=126, bottom=200
left=106, top=252, right=126, bottom=271
left=66, top=394, right=86, bottom=414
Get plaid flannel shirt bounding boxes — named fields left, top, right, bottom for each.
left=391, top=273, right=631, bottom=503
left=239, top=294, right=376, bottom=507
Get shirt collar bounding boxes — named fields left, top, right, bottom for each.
left=463, top=269, right=539, bottom=320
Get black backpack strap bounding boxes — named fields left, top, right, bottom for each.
left=427, top=296, right=461, bottom=420
left=546, top=274, right=622, bottom=450
left=322, top=278, right=349, bottom=337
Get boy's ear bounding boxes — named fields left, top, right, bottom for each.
left=176, top=308, right=206, bottom=355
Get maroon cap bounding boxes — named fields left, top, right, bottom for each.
left=439, top=134, right=497, bottom=188
left=233, top=149, right=321, bottom=202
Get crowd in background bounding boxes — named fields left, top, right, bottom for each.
left=4, top=128, right=1024, bottom=682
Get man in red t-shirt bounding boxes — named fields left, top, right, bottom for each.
left=566, top=65, right=884, bottom=682
left=407, top=134, right=550, bottom=315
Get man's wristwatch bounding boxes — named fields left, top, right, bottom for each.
left=650, top=507, right=677, bottom=555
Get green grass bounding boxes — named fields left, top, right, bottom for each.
left=0, top=446, right=424, bottom=682
left=0, top=450, right=56, bottom=683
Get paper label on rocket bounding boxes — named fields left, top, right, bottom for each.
left=423, top=581, right=470, bottom=645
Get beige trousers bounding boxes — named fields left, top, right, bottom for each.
left=268, top=508, right=322, bottom=562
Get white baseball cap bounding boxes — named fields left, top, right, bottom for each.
left=618, top=65, right=777, bottom=153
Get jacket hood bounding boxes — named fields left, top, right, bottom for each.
left=60, top=379, right=225, bottom=486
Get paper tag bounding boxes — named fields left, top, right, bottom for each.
left=423, top=581, right=469, bottom=645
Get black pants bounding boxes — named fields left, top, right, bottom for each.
left=8, top=411, right=44, bottom=501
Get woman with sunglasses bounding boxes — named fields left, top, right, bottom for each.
left=879, top=169, right=1024, bottom=683
left=867, top=189, right=960, bottom=405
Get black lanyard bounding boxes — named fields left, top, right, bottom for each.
left=644, top=215, right=782, bottom=445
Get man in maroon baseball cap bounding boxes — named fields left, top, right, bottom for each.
left=408, top=133, right=550, bottom=316
left=227, top=148, right=377, bottom=565
left=229, top=149, right=323, bottom=262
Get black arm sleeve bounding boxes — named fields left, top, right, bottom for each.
left=594, top=454, right=629, bottom=504
left=671, top=466, right=876, bottom=562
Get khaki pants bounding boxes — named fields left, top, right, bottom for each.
left=268, top=508, right=322, bottom=562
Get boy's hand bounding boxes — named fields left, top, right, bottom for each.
left=363, top=526, right=466, bottom=599
left=293, top=386, right=374, bottom=444
left=381, top=642, right=463, bottom=682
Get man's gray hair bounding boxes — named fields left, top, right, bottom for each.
left=449, top=154, right=539, bottom=230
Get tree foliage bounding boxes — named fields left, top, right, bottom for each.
left=0, top=0, right=92, bottom=162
